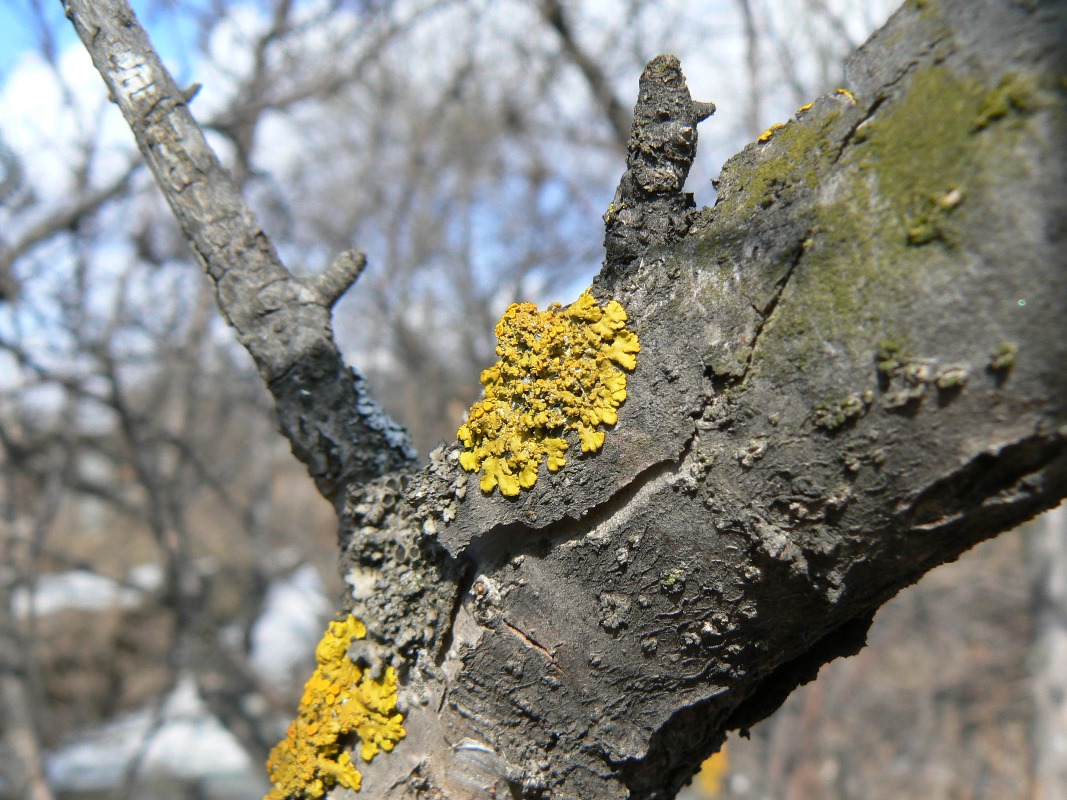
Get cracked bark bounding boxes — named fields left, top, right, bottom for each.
left=67, top=0, right=1067, bottom=798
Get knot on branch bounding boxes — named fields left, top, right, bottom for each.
left=602, top=54, right=714, bottom=275
left=310, top=249, right=367, bottom=309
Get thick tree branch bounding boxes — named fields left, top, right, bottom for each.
left=348, top=2, right=1067, bottom=797
left=63, top=0, right=415, bottom=506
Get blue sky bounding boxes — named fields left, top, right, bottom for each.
left=0, top=0, right=203, bottom=87
left=0, top=0, right=75, bottom=79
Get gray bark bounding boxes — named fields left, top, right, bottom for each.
left=601, top=54, right=715, bottom=275
left=65, top=0, right=1067, bottom=798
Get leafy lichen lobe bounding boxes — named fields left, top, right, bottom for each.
left=265, top=615, right=405, bottom=799
left=457, top=290, right=640, bottom=496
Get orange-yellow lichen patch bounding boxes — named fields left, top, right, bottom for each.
left=696, top=743, right=730, bottom=796
left=758, top=122, right=786, bottom=143
left=265, top=615, right=405, bottom=799
left=834, top=87, right=856, bottom=104
left=457, top=289, right=639, bottom=496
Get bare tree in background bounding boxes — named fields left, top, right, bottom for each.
left=4, top=0, right=1066, bottom=798
left=0, top=230, right=336, bottom=795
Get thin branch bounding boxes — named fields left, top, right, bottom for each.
left=0, top=161, right=139, bottom=285
left=63, top=0, right=416, bottom=504
left=0, top=373, right=76, bottom=800
left=212, top=0, right=294, bottom=186
left=114, top=683, right=175, bottom=800
left=537, top=0, right=632, bottom=150
left=311, top=249, right=367, bottom=309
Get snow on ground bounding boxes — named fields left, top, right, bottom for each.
left=250, top=562, right=330, bottom=685
left=46, top=674, right=265, bottom=797
left=34, top=562, right=329, bottom=798
left=12, top=569, right=146, bottom=618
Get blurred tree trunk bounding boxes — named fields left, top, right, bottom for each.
left=0, top=449, right=63, bottom=800
left=1030, top=505, right=1067, bottom=800
left=64, top=0, right=1067, bottom=797
left=0, top=601, right=55, bottom=800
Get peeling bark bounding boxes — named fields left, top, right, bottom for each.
left=67, top=0, right=1067, bottom=798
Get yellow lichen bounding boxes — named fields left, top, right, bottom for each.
left=696, top=743, right=730, bottom=796
left=457, top=289, right=639, bottom=496
left=264, top=615, right=405, bottom=799
left=758, top=122, right=786, bottom=143
left=834, top=87, right=856, bottom=104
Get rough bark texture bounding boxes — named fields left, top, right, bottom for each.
left=601, top=54, right=715, bottom=276
left=352, top=2, right=1067, bottom=797
left=68, top=0, right=1067, bottom=798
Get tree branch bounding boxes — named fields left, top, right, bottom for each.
left=600, top=54, right=714, bottom=276
left=537, top=0, right=633, bottom=150
left=0, top=160, right=139, bottom=297
left=62, top=0, right=415, bottom=505
left=352, top=2, right=1067, bottom=797
left=310, top=249, right=367, bottom=310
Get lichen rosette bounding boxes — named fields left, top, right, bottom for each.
left=457, top=290, right=639, bottom=496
